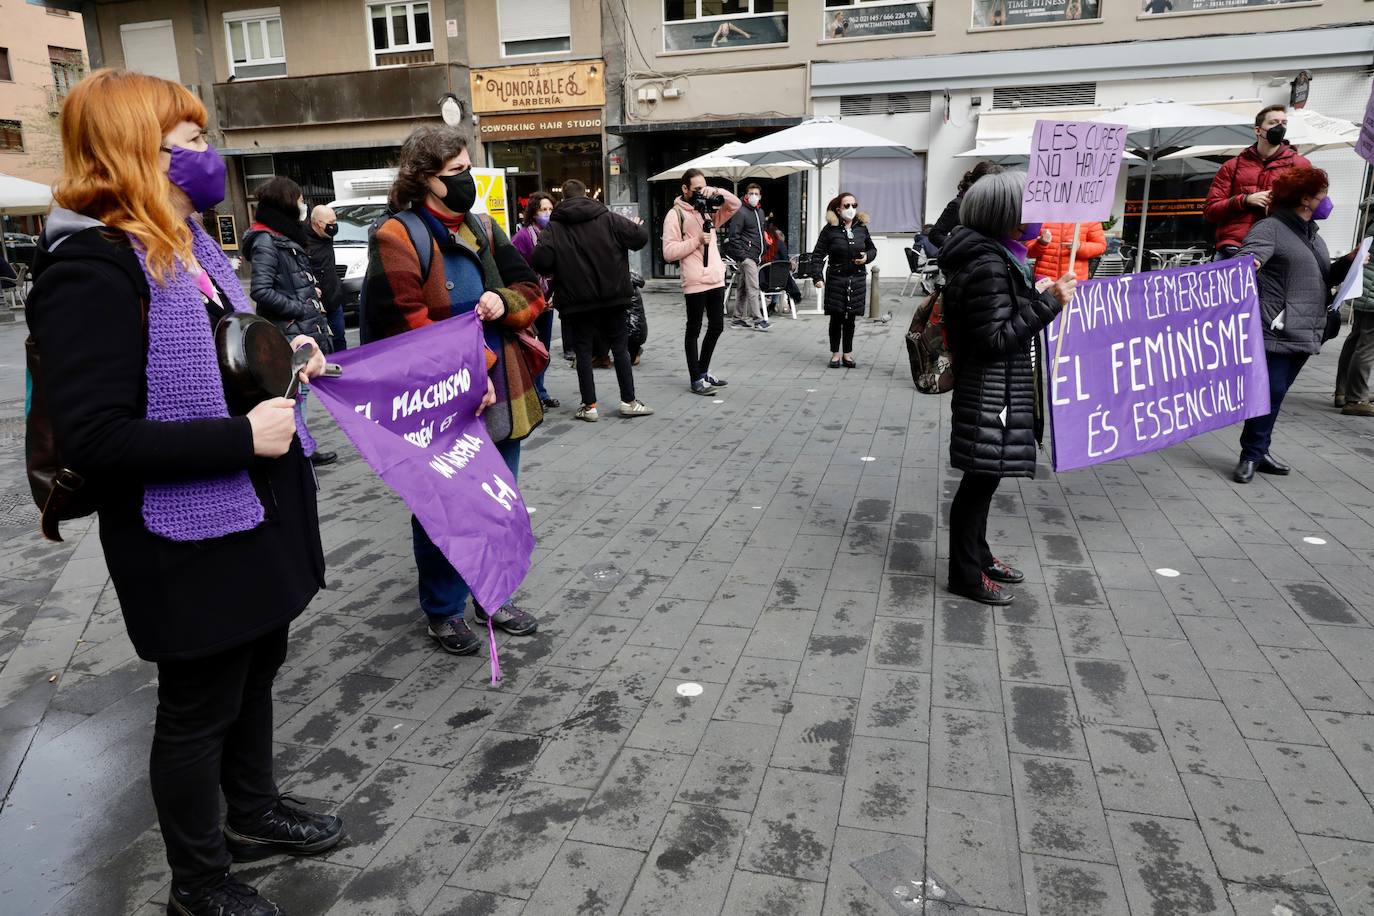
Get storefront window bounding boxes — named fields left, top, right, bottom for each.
left=971, top=0, right=1100, bottom=28
left=663, top=0, right=789, bottom=50
left=822, top=0, right=933, bottom=40
left=1141, top=0, right=1314, bottom=14
left=486, top=138, right=605, bottom=216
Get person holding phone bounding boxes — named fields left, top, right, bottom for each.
left=809, top=192, right=877, bottom=369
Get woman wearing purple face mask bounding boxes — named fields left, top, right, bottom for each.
left=1233, top=166, right=1359, bottom=483
left=513, top=192, right=560, bottom=408
left=937, top=171, right=1076, bottom=607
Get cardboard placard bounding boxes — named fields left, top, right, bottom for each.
left=1022, top=119, right=1128, bottom=224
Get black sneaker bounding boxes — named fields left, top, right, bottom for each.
left=949, top=573, right=1014, bottom=607
left=690, top=378, right=717, bottom=396
left=169, top=873, right=281, bottom=916
left=985, top=558, right=1025, bottom=584
left=428, top=616, right=481, bottom=654
left=704, top=373, right=728, bottom=388
left=474, top=602, right=539, bottom=636
left=224, top=796, right=344, bottom=862
left=729, top=317, right=751, bottom=329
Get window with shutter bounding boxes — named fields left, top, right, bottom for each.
left=224, top=8, right=287, bottom=79
left=0, top=49, right=11, bottom=83
left=498, top=0, right=572, bottom=57
left=0, top=120, right=24, bottom=152
left=367, top=1, right=434, bottom=67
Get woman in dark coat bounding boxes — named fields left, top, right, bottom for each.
left=1233, top=166, right=1360, bottom=483
left=939, top=170, right=1076, bottom=606
left=929, top=160, right=1003, bottom=250
left=26, top=69, right=340, bottom=916
left=810, top=191, right=878, bottom=369
left=242, top=176, right=336, bottom=466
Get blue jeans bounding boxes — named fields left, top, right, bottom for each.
left=533, top=308, right=554, bottom=402
left=326, top=305, right=347, bottom=353
left=412, top=438, right=521, bottom=623
left=1239, top=351, right=1309, bottom=462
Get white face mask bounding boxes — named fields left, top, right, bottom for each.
left=841, top=206, right=857, bottom=221
left=747, top=194, right=761, bottom=206
left=297, top=201, right=308, bottom=221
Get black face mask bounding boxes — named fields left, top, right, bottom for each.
left=1264, top=124, right=1286, bottom=145
left=323, top=222, right=339, bottom=237
left=437, top=170, right=477, bottom=214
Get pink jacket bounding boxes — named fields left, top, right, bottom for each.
left=662, top=187, right=741, bottom=293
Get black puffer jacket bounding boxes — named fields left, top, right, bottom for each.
left=929, top=195, right=961, bottom=249
left=530, top=196, right=648, bottom=316
left=242, top=216, right=331, bottom=352
left=940, top=226, right=1063, bottom=478
left=809, top=212, right=877, bottom=316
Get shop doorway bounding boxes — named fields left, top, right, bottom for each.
left=486, top=137, right=605, bottom=219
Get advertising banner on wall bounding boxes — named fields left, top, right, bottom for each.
left=664, top=14, right=788, bottom=51
left=971, top=0, right=1100, bottom=28
left=823, top=1, right=933, bottom=39
left=1141, top=0, right=1310, bottom=13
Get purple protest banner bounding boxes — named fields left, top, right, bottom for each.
left=310, top=312, right=534, bottom=613
left=1022, top=119, right=1128, bottom=224
left=1045, top=258, right=1271, bottom=473
left=1356, top=81, right=1374, bottom=165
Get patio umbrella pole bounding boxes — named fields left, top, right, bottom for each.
left=1133, top=133, right=1157, bottom=273
left=809, top=163, right=825, bottom=314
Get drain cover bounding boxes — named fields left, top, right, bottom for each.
left=0, top=486, right=40, bottom=532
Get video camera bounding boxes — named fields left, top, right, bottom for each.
left=690, top=190, right=727, bottom=222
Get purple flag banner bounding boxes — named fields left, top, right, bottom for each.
left=310, top=313, right=533, bottom=611
left=1046, top=259, right=1271, bottom=472
left=1356, top=81, right=1374, bottom=165
left=1022, top=119, right=1128, bottom=224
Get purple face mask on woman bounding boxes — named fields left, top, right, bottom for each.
left=535, top=213, right=551, bottom=228
left=1312, top=197, right=1334, bottom=221
left=1018, top=222, right=1044, bottom=242
left=162, top=142, right=227, bottom=211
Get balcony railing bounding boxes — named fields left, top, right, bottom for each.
left=215, top=63, right=458, bottom=131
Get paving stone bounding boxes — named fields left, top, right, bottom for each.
left=855, top=668, right=930, bottom=744
left=1310, top=712, right=1374, bottom=796
left=326, top=761, right=449, bottom=869
left=569, top=749, right=689, bottom=850
left=1177, top=616, right=1273, bottom=673
left=390, top=688, right=517, bottom=769
left=1298, top=834, right=1374, bottom=916
left=766, top=567, right=831, bottom=610
left=822, top=826, right=925, bottom=916
left=1152, top=695, right=1263, bottom=780
left=1125, top=635, right=1219, bottom=699
left=935, top=597, right=993, bottom=647
left=676, top=718, right=777, bottom=813
left=624, top=674, right=721, bottom=756
left=720, top=870, right=824, bottom=916
left=1011, top=753, right=1115, bottom=864
left=700, top=581, right=772, bottom=628
left=714, top=654, right=800, bottom=727
left=620, top=803, right=751, bottom=916
left=927, top=787, right=1024, bottom=913
left=1004, top=683, right=1088, bottom=760
left=877, top=574, right=936, bottom=619
left=742, top=607, right=818, bottom=660
left=838, top=735, right=927, bottom=838
left=1083, top=724, right=1193, bottom=819
left=1224, top=883, right=1339, bottom=916
left=826, top=550, right=886, bottom=593
left=739, top=766, right=844, bottom=882
left=1023, top=854, right=1130, bottom=916
left=490, top=665, right=598, bottom=736
left=452, top=782, right=591, bottom=899
left=1210, top=670, right=1326, bottom=745
left=1262, top=646, right=1374, bottom=714
left=416, top=731, right=546, bottom=827
left=929, top=707, right=1013, bottom=796
left=1183, top=773, right=1326, bottom=895
left=589, top=643, right=676, bottom=708
left=670, top=623, right=751, bottom=685
left=1227, top=594, right=1323, bottom=650
left=331, top=817, right=476, bottom=916
left=1248, top=741, right=1374, bottom=842
left=932, top=646, right=1003, bottom=712
left=1108, top=812, right=1231, bottom=916
left=1067, top=658, right=1155, bottom=728
left=771, top=692, right=856, bottom=776
left=246, top=859, right=358, bottom=916
left=996, top=578, right=1054, bottom=629
left=1106, top=588, right=1184, bottom=639
left=526, top=698, right=641, bottom=790
left=1313, top=626, right=1374, bottom=682
left=285, top=714, right=423, bottom=803
left=276, top=673, right=399, bottom=748
left=997, top=624, right=1070, bottom=686
left=1053, top=606, right=1130, bottom=661
left=521, top=840, right=643, bottom=915
left=546, top=614, right=638, bottom=669
left=626, top=597, right=710, bottom=650
left=867, top=616, right=930, bottom=672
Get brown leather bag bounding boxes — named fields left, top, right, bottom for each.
left=25, top=333, right=96, bottom=542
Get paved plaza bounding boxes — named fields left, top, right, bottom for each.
left=3, top=284, right=1374, bottom=915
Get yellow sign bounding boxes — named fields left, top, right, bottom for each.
left=470, top=61, right=606, bottom=114
left=472, top=168, right=509, bottom=234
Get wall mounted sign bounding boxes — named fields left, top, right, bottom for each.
left=470, top=61, right=605, bottom=114
left=476, top=110, right=604, bottom=143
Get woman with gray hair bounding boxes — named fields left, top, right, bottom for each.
left=938, top=170, right=1077, bottom=606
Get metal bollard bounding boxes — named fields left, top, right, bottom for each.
left=869, top=265, right=882, bottom=318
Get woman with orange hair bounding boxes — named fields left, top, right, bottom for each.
left=27, top=69, right=341, bottom=915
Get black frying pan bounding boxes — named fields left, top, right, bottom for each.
left=215, top=312, right=335, bottom=415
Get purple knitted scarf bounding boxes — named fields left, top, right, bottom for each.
left=132, top=219, right=265, bottom=541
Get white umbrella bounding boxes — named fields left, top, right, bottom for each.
left=0, top=172, right=53, bottom=216
left=956, top=135, right=1142, bottom=164
left=1092, top=101, right=1253, bottom=271
left=648, top=144, right=809, bottom=186
left=1160, top=109, right=1359, bottom=160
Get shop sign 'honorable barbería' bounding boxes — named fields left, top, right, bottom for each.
left=470, top=61, right=606, bottom=114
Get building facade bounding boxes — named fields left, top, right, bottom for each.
left=0, top=0, right=87, bottom=239
left=611, top=0, right=1374, bottom=277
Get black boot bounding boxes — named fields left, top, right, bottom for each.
left=1257, top=453, right=1290, bottom=475
left=309, top=450, right=338, bottom=467
left=1233, top=459, right=1256, bottom=484
left=168, top=873, right=281, bottom=916
left=948, top=573, right=1014, bottom=607
left=224, top=796, right=344, bottom=862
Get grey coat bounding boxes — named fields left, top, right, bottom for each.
left=1239, top=211, right=1351, bottom=355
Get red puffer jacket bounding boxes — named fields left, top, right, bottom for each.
left=1026, top=222, right=1106, bottom=281
left=1204, top=144, right=1312, bottom=250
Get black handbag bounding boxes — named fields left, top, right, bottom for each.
left=1323, top=308, right=1343, bottom=344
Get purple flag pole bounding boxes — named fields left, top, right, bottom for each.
left=310, top=313, right=535, bottom=619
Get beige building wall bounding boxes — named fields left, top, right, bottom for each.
left=0, top=0, right=88, bottom=183
left=464, top=0, right=602, bottom=67
left=93, top=0, right=199, bottom=81
left=621, top=0, right=1374, bottom=123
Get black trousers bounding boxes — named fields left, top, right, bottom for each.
left=566, top=308, right=636, bottom=406
left=152, top=626, right=288, bottom=890
left=829, top=312, right=857, bottom=353
left=684, top=286, right=725, bottom=383
left=948, top=472, right=1001, bottom=587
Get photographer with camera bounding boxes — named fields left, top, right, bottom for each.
left=663, top=169, right=740, bottom=395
